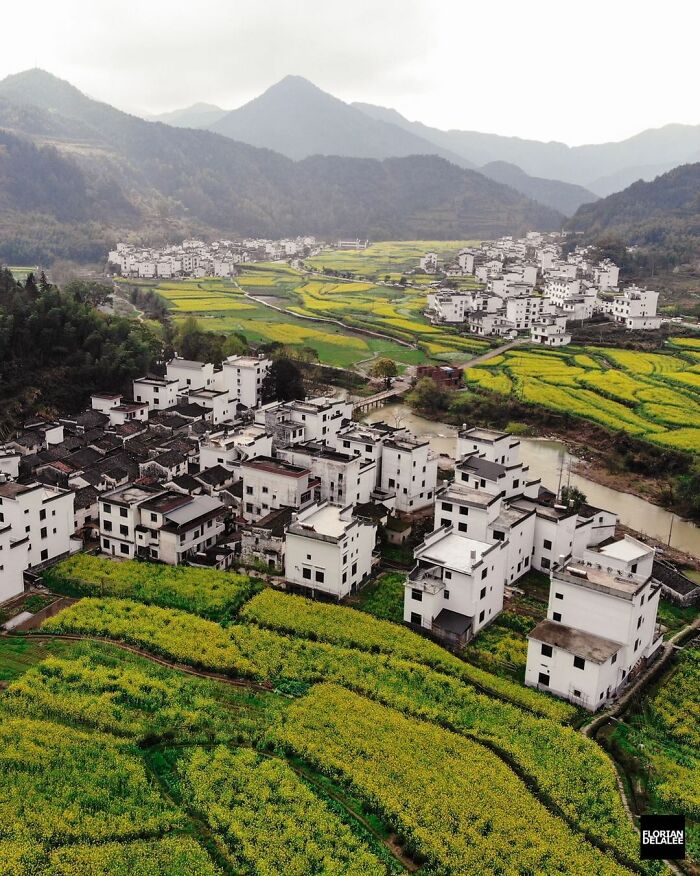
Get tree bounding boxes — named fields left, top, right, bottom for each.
left=261, top=357, right=305, bottom=402
left=371, top=357, right=398, bottom=388
left=560, top=485, right=587, bottom=512
left=407, top=377, right=453, bottom=415
left=65, top=279, right=112, bottom=308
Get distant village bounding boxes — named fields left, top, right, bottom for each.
left=107, top=236, right=322, bottom=278
left=423, top=231, right=661, bottom=345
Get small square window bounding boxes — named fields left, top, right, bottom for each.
left=410, top=612, right=422, bottom=626
left=541, top=643, right=553, bottom=657
left=480, top=586, right=486, bottom=599
left=411, top=588, right=423, bottom=602
left=478, top=610, right=485, bottom=622
left=611, top=652, right=617, bottom=664
left=444, top=590, right=450, bottom=599
left=538, top=672, right=549, bottom=687
left=573, top=655, right=585, bottom=670
left=555, top=592, right=563, bottom=600
left=302, top=567, right=311, bottom=580
left=552, top=611, right=561, bottom=622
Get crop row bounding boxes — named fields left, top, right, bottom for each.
left=274, top=684, right=632, bottom=876
left=43, top=554, right=261, bottom=621
left=178, top=746, right=387, bottom=875
left=40, top=598, right=645, bottom=862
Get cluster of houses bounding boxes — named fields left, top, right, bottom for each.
left=0, top=343, right=687, bottom=710
left=424, top=232, right=661, bottom=346
left=107, top=236, right=321, bottom=279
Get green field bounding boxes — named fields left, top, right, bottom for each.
left=465, top=340, right=700, bottom=452
left=305, top=239, right=481, bottom=278
left=119, top=247, right=491, bottom=369
left=0, top=553, right=677, bottom=873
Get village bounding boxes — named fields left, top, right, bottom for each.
left=0, top=337, right=695, bottom=713
left=423, top=231, right=662, bottom=344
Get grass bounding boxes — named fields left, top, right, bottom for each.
left=0, top=637, right=77, bottom=682
left=465, top=342, right=700, bottom=452
left=354, top=572, right=405, bottom=623
left=305, top=240, right=481, bottom=278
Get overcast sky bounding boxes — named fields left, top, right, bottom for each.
left=2, top=0, right=697, bottom=145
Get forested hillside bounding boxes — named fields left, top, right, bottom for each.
left=0, top=70, right=562, bottom=263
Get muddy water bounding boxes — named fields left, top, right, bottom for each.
left=363, top=403, right=700, bottom=557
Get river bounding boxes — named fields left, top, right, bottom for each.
left=363, top=403, right=700, bottom=557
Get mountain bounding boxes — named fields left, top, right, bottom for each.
left=480, top=161, right=597, bottom=216
left=567, top=163, right=700, bottom=250
left=208, top=75, right=475, bottom=166
left=354, top=102, right=700, bottom=195
left=147, top=102, right=228, bottom=128
left=0, top=70, right=561, bottom=263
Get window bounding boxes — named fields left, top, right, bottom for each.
left=492, top=530, right=504, bottom=541
left=573, top=689, right=581, bottom=698
left=342, top=572, right=347, bottom=584
left=611, top=652, right=617, bottom=664
left=262, top=486, right=269, bottom=494
left=351, top=562, right=357, bottom=575
left=119, top=525, right=128, bottom=536
left=459, top=506, right=468, bottom=516
left=40, top=527, right=47, bottom=539
left=543, top=539, right=552, bottom=550
left=441, top=502, right=453, bottom=512
left=103, top=503, right=112, bottom=514
left=513, top=479, right=519, bottom=489
left=478, top=610, right=485, bottom=622
left=411, top=588, right=423, bottom=602
left=480, top=586, right=486, bottom=599
left=541, top=558, right=551, bottom=570
left=481, top=567, right=487, bottom=580
left=245, top=503, right=253, bottom=513
left=555, top=592, right=563, bottom=600
left=573, top=656, right=585, bottom=670
left=541, top=643, right=553, bottom=657
left=410, top=612, right=422, bottom=626
left=634, top=638, right=640, bottom=651
left=444, top=590, right=450, bottom=600
left=458, top=522, right=468, bottom=533
left=640, top=594, right=645, bottom=605
left=246, top=486, right=253, bottom=495
left=315, top=570, right=325, bottom=583
left=40, top=549, right=48, bottom=561
left=120, top=544, right=129, bottom=555
left=445, top=571, right=452, bottom=580
left=637, top=616, right=642, bottom=629
left=552, top=611, right=561, bottom=622
left=441, top=519, right=451, bottom=528
left=538, top=672, right=549, bottom=687
left=39, top=509, right=46, bottom=521
left=119, top=507, right=128, bottom=518
left=631, top=563, right=637, bottom=574
left=302, top=567, right=311, bottom=580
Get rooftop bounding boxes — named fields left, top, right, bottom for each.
left=289, top=502, right=353, bottom=539
left=458, top=426, right=509, bottom=443
left=416, top=531, right=491, bottom=573
left=242, top=456, right=309, bottom=478
left=597, top=536, right=651, bottom=564
left=556, top=563, right=645, bottom=600
left=529, top=619, right=621, bottom=664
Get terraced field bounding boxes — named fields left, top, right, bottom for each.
left=465, top=339, right=700, bottom=452
left=305, top=240, right=480, bottom=279
left=0, top=554, right=677, bottom=874
left=119, top=254, right=491, bottom=368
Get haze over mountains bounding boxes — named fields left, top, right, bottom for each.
left=150, top=75, right=700, bottom=213
left=0, top=69, right=561, bottom=263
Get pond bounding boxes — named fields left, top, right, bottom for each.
left=363, top=403, right=700, bottom=557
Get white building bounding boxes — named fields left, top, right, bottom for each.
left=277, top=442, right=376, bottom=507
left=284, top=501, right=376, bottom=598
left=380, top=434, right=438, bottom=514
left=525, top=536, right=663, bottom=710
left=133, top=376, right=179, bottom=410
left=405, top=527, right=507, bottom=646
left=166, top=358, right=217, bottom=392
left=0, top=519, right=29, bottom=603
left=419, top=252, right=439, bottom=273
left=220, top=355, right=271, bottom=410
left=256, top=397, right=352, bottom=446
left=607, top=287, right=661, bottom=330
left=530, top=314, right=572, bottom=346
left=240, top=456, right=319, bottom=522
left=0, top=481, right=75, bottom=574
left=99, top=485, right=225, bottom=564
left=187, top=388, right=232, bottom=424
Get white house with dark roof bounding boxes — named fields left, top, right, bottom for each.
left=277, top=442, right=376, bottom=507
left=525, top=536, right=663, bottom=710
